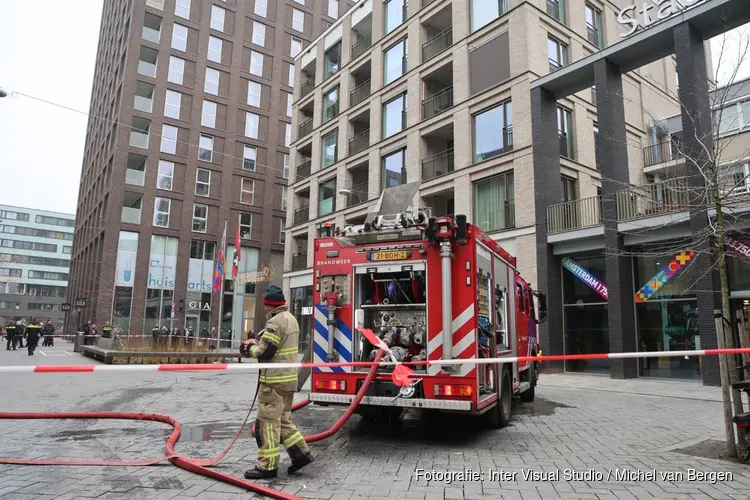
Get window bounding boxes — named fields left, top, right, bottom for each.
left=168, top=56, right=185, bottom=84
left=245, top=112, right=259, bottom=139
left=323, top=87, right=339, bottom=123
left=63, top=246, right=72, bottom=254
left=0, top=268, right=22, bottom=278
left=292, top=8, right=305, bottom=32
left=324, top=42, right=341, bottom=79
left=164, top=90, right=181, bottom=119
left=201, top=100, right=217, bottom=128
left=254, top=0, right=267, bottom=17
left=593, top=123, right=599, bottom=169
left=241, top=178, right=255, bottom=204
left=279, top=220, right=286, bottom=243
left=561, top=176, right=576, bottom=202
left=247, top=81, right=262, bottom=107
left=548, top=36, right=568, bottom=72
left=172, top=24, right=188, bottom=51
left=205, top=67, right=220, bottom=95
left=382, top=93, right=407, bottom=139
left=208, top=36, right=223, bottom=63
left=319, top=178, right=336, bottom=216
left=192, top=204, right=208, bottom=232
left=293, top=0, right=304, bottom=3
left=196, top=168, right=211, bottom=196
left=283, top=154, right=290, bottom=178
left=175, top=0, right=190, bottom=19
left=547, top=0, right=565, bottom=24
left=291, top=37, right=302, bottom=57
left=286, top=93, right=293, bottom=117
left=384, top=0, right=406, bottom=34
left=211, top=5, right=226, bottom=31
left=328, top=0, right=339, bottom=18
left=285, top=123, right=292, bottom=147
left=27, top=271, right=69, bottom=281
left=250, top=51, right=263, bottom=76
left=243, top=145, right=257, bottom=171
left=281, top=186, right=288, bottom=211
left=473, top=100, right=513, bottom=162
left=252, top=21, right=266, bottom=46
left=161, top=124, right=178, bottom=154
left=557, top=106, right=573, bottom=159
left=382, top=148, right=407, bottom=189
left=288, top=64, right=295, bottom=87
left=474, top=172, right=514, bottom=232
left=470, top=0, right=509, bottom=32
left=321, top=130, right=338, bottom=168
left=157, top=160, right=174, bottom=190
left=199, top=134, right=214, bottom=162
left=239, top=213, right=253, bottom=238
left=384, top=38, right=407, bottom=85
left=585, top=4, right=603, bottom=48
left=717, top=100, right=750, bottom=135
left=154, top=198, right=171, bottom=227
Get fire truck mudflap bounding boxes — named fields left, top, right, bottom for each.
left=309, top=182, right=547, bottom=426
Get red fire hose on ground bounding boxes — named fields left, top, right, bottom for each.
left=0, top=349, right=385, bottom=500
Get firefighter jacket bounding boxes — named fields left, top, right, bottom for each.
left=249, top=305, right=300, bottom=391
left=152, top=326, right=159, bottom=337
left=102, top=325, right=113, bottom=338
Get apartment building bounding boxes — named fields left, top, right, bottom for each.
left=0, top=205, right=75, bottom=329
left=282, top=0, right=686, bottom=363
left=66, top=0, right=353, bottom=343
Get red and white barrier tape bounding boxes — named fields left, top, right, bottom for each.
left=1, top=348, right=750, bottom=374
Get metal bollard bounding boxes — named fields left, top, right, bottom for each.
left=73, top=332, right=84, bottom=353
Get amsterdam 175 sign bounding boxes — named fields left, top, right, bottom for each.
left=617, top=0, right=708, bottom=38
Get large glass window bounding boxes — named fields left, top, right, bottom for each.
left=323, top=87, right=339, bottom=123
left=175, top=0, right=190, bottom=19
left=473, top=100, right=512, bottom=162
left=154, top=198, right=171, bottom=227
left=291, top=286, right=314, bottom=353
left=201, top=100, right=217, bottom=128
left=321, top=130, right=338, bottom=168
left=164, top=90, right=181, bottom=119
left=548, top=36, right=568, bottom=72
left=247, top=81, right=262, bottom=107
left=208, top=36, right=222, bottom=63
left=255, top=0, right=267, bottom=17
left=196, top=168, right=211, bottom=197
left=383, top=93, right=407, bottom=139
left=558, top=106, right=573, bottom=159
left=239, top=213, right=253, bottom=239
left=384, top=38, right=407, bottom=85
left=324, top=42, right=341, bottom=79
left=168, top=56, right=185, bottom=84
left=245, top=112, right=259, bottom=139
left=319, top=178, right=336, bottom=216
left=547, top=0, right=565, bottom=23
left=250, top=51, right=264, bottom=76
left=384, top=0, right=406, bottom=34
left=291, top=37, right=302, bottom=57
left=243, top=145, right=257, bottom=171
left=205, top=67, right=220, bottom=95
left=382, top=148, right=407, bottom=189
left=253, top=21, right=266, bottom=46
left=473, top=172, right=514, bottom=233
left=211, top=5, right=226, bottom=31
left=199, top=134, right=214, bottom=161
left=145, top=288, right=174, bottom=332
left=112, top=287, right=134, bottom=334
left=172, top=24, right=188, bottom=52
left=192, top=204, right=208, bottom=232
left=241, top=179, right=255, bottom=204
left=292, top=8, right=305, bottom=32
left=470, top=0, right=508, bottom=32
left=161, top=124, right=177, bottom=154
left=585, top=4, right=603, bottom=48
left=157, top=160, right=174, bottom=190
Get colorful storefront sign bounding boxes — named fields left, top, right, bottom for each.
left=635, top=250, right=694, bottom=302
left=562, top=257, right=608, bottom=300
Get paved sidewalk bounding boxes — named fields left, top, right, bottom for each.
left=0, top=346, right=748, bottom=499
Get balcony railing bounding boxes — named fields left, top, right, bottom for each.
left=298, top=118, right=313, bottom=138
left=546, top=196, right=602, bottom=234
left=141, top=26, right=161, bottom=44
left=291, top=253, right=308, bottom=272
left=125, top=169, right=145, bottom=186
left=422, top=27, right=453, bottom=62
left=422, top=148, right=454, bottom=181
left=293, top=205, right=309, bottom=226
left=642, top=138, right=683, bottom=168
left=422, top=86, right=453, bottom=120
left=133, top=96, right=153, bottom=113
left=137, top=61, right=157, bottom=78
left=559, top=132, right=573, bottom=159
left=121, top=207, right=142, bottom=225
left=350, top=80, right=371, bottom=107
left=547, top=0, right=562, bottom=21
left=348, top=129, right=370, bottom=156
left=351, top=32, right=372, bottom=60
left=129, top=130, right=149, bottom=149
left=296, top=161, right=311, bottom=181
left=346, top=182, right=369, bottom=207
left=300, top=78, right=315, bottom=98
left=616, top=177, right=690, bottom=222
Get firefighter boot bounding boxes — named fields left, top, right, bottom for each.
left=244, top=467, right=278, bottom=479
left=287, top=448, right=314, bottom=474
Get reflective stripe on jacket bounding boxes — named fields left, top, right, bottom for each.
left=251, top=305, right=300, bottom=391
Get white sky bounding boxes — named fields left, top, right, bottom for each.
left=0, top=1, right=748, bottom=215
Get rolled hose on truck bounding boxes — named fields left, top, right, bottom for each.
left=0, top=349, right=386, bottom=500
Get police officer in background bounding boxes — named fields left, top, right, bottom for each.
left=83, top=320, right=92, bottom=345
left=25, top=318, right=42, bottom=356
left=241, top=285, right=314, bottom=479
left=15, top=321, right=25, bottom=348
left=5, top=321, right=16, bottom=350
left=102, top=321, right=114, bottom=339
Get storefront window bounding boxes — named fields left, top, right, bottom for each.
left=291, top=286, right=313, bottom=354
left=562, top=253, right=609, bottom=374
left=112, top=287, right=133, bottom=334
left=728, top=254, right=750, bottom=292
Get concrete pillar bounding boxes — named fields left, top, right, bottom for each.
left=673, top=22, right=720, bottom=386
left=594, top=58, right=637, bottom=379
left=531, top=86, right=563, bottom=371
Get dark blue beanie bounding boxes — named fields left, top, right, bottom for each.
left=264, top=285, right=285, bottom=306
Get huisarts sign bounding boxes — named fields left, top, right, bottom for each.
left=617, top=0, right=708, bottom=38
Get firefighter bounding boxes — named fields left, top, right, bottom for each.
left=102, top=321, right=113, bottom=339
left=5, top=321, right=16, bottom=350
left=241, top=285, right=314, bottom=479
left=25, top=318, right=42, bottom=356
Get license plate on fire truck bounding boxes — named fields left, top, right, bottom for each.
left=369, top=250, right=408, bottom=261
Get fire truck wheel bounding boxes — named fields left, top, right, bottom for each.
left=486, top=368, right=512, bottom=429
left=520, top=363, right=536, bottom=403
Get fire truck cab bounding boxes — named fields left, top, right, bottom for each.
left=308, top=182, right=547, bottom=427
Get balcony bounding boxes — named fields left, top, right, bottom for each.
left=291, top=253, right=308, bottom=272
left=298, top=118, right=313, bottom=138
left=133, top=81, right=155, bottom=113
left=125, top=169, right=145, bottom=186
left=422, top=27, right=452, bottom=62
left=643, top=138, right=682, bottom=168
left=141, top=13, right=161, bottom=44
left=422, top=148, right=454, bottom=181
left=616, top=177, right=690, bottom=222
left=346, top=182, right=369, bottom=207
left=350, top=80, right=371, bottom=107
left=348, top=129, right=370, bottom=156
left=300, top=78, right=315, bottom=98
left=422, top=86, right=453, bottom=120
left=137, top=46, right=159, bottom=78
left=351, top=32, right=372, bottom=60
left=129, top=118, right=150, bottom=149
left=546, top=196, right=602, bottom=234
left=293, top=205, right=309, bottom=226
left=296, top=161, right=311, bottom=181
left=121, top=207, right=141, bottom=224
left=559, top=132, right=573, bottom=159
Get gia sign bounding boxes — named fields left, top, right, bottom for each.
left=617, top=0, right=707, bottom=38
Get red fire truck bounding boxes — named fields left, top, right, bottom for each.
left=307, top=183, right=547, bottom=427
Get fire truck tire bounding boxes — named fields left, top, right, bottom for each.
left=486, top=368, right=512, bottom=428
left=520, top=363, right=536, bottom=403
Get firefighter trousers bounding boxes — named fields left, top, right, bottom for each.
left=255, top=384, right=309, bottom=471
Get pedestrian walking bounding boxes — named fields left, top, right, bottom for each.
left=25, top=319, right=42, bottom=356
left=42, top=320, right=55, bottom=347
